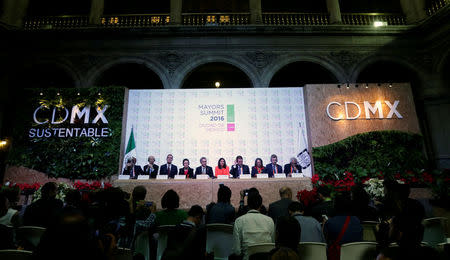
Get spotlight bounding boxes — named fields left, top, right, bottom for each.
left=77, top=92, right=80, bottom=96
left=215, top=81, right=221, bottom=88
left=0, top=140, right=6, bottom=146
left=56, top=92, right=60, bottom=96
left=98, top=92, right=101, bottom=96
left=39, top=92, right=43, bottom=96
left=389, top=83, right=392, bottom=88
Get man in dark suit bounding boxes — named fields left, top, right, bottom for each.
left=122, top=157, right=144, bottom=179
left=268, top=187, right=293, bottom=224
left=265, top=154, right=283, bottom=178
left=230, top=155, right=250, bottom=178
left=159, top=154, right=178, bottom=178
left=283, top=157, right=302, bottom=176
left=194, top=157, right=214, bottom=178
left=143, top=155, right=159, bottom=178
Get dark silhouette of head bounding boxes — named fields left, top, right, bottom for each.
left=217, top=185, right=232, bottom=204
left=248, top=193, right=262, bottom=210
left=187, top=205, right=205, bottom=226
left=41, top=182, right=58, bottom=200
left=161, top=189, right=180, bottom=210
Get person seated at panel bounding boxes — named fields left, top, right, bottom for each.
left=230, top=155, right=250, bottom=178
left=159, top=154, right=178, bottom=178
left=265, top=154, right=283, bottom=178
left=178, top=158, right=194, bottom=179
left=251, top=158, right=265, bottom=178
left=194, top=157, right=214, bottom=179
left=215, top=157, right=230, bottom=177
left=283, top=157, right=302, bottom=177
left=122, top=157, right=144, bottom=179
left=143, top=155, right=159, bottom=178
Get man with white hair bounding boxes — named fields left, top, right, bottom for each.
left=283, top=157, right=302, bottom=176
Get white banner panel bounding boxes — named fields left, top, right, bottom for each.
left=124, top=88, right=311, bottom=177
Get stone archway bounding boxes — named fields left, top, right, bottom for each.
left=86, top=57, right=170, bottom=89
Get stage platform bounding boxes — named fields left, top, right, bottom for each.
left=114, top=178, right=312, bottom=210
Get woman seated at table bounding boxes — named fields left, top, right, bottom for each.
left=251, top=158, right=265, bottom=177
left=215, top=158, right=230, bottom=177
left=178, top=158, right=194, bottom=179
left=284, top=157, right=302, bottom=176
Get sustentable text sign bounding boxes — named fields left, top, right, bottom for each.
left=305, top=83, right=421, bottom=147
left=29, top=105, right=110, bottom=138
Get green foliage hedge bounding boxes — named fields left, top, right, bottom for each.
left=312, top=130, right=425, bottom=181
left=7, top=87, right=124, bottom=179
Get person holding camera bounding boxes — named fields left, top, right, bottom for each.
left=237, top=187, right=267, bottom=217
left=122, top=157, right=144, bottom=179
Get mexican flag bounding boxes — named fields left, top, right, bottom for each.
left=123, top=127, right=137, bottom=170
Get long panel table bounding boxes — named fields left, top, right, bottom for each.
left=114, top=178, right=312, bottom=210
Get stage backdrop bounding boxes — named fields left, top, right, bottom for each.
left=123, top=88, right=312, bottom=176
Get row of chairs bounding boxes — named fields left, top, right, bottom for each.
left=248, top=242, right=377, bottom=260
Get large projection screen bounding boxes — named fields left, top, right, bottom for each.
left=124, top=88, right=311, bottom=176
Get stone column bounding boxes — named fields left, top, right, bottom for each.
left=89, top=0, right=104, bottom=25
left=326, top=0, right=342, bottom=24
left=400, top=0, right=427, bottom=24
left=170, top=0, right=183, bottom=25
left=249, top=0, right=262, bottom=24
left=0, top=0, right=29, bottom=27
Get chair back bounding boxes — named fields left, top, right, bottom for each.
left=361, top=221, right=379, bottom=242
left=298, top=242, right=327, bottom=260
left=247, top=243, right=275, bottom=259
left=156, top=225, right=175, bottom=260
left=114, top=247, right=133, bottom=260
left=16, top=226, right=46, bottom=248
left=206, top=224, right=234, bottom=259
left=340, top=242, right=377, bottom=260
left=422, top=217, right=448, bottom=247
left=134, top=231, right=150, bottom=260
left=0, top=250, right=33, bottom=260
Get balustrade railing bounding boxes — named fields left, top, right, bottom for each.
left=101, top=14, right=170, bottom=27
left=24, top=12, right=412, bottom=30
left=182, top=13, right=249, bottom=26
left=341, top=13, right=406, bottom=25
left=263, top=13, right=329, bottom=25
left=24, top=15, right=88, bottom=30
left=427, top=0, right=449, bottom=16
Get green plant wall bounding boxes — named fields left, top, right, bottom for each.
left=312, top=130, right=425, bottom=181
left=7, top=87, right=124, bottom=179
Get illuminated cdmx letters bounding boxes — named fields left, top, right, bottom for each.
left=327, top=101, right=402, bottom=120
left=33, top=105, right=109, bottom=124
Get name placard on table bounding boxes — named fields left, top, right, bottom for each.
left=196, top=174, right=209, bottom=180
left=138, top=175, right=150, bottom=180
left=174, top=175, right=186, bottom=180
left=156, top=175, right=168, bottom=180
left=257, top=174, right=269, bottom=179
left=274, top=174, right=286, bottom=179
left=240, top=174, right=251, bottom=179
left=118, top=175, right=129, bottom=180
left=292, top=173, right=304, bottom=178
left=217, top=175, right=229, bottom=180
